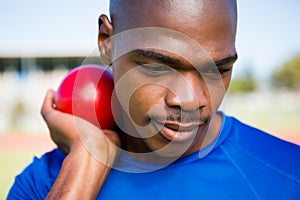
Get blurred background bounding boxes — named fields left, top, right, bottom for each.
left=0, top=0, right=300, bottom=198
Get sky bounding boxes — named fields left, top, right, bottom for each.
left=0, top=0, right=300, bottom=80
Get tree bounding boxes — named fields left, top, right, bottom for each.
left=271, top=54, right=300, bottom=90
left=228, top=67, right=257, bottom=93
left=228, top=78, right=256, bottom=93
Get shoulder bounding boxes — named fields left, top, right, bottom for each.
left=228, top=116, right=300, bottom=157
left=222, top=115, right=300, bottom=184
left=7, top=149, right=65, bottom=200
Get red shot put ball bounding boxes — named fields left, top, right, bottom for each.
left=54, top=65, right=116, bottom=129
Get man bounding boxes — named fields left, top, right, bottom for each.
left=8, top=0, right=300, bottom=199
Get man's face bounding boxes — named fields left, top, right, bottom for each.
left=110, top=0, right=237, bottom=158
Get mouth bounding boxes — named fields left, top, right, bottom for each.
left=151, top=119, right=205, bottom=142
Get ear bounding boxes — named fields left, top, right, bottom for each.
left=98, top=14, right=113, bottom=66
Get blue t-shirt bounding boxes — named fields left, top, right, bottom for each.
left=7, top=115, right=300, bottom=199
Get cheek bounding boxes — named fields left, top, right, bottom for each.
left=129, top=84, right=166, bottom=126
left=223, top=72, right=232, bottom=90
left=112, top=59, right=171, bottom=126
left=206, top=75, right=232, bottom=112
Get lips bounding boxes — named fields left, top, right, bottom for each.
left=152, top=119, right=204, bottom=142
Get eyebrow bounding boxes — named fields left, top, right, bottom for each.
left=130, top=49, right=182, bottom=65
left=215, top=54, right=238, bottom=66
left=130, top=49, right=238, bottom=67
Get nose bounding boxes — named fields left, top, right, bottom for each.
left=165, top=72, right=208, bottom=111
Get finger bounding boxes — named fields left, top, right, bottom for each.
left=41, top=89, right=56, bottom=120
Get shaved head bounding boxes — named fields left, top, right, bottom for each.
left=109, top=0, right=237, bottom=36
left=98, top=0, right=239, bottom=159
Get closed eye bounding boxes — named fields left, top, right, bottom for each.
left=139, top=63, right=172, bottom=74
left=200, top=66, right=232, bottom=80
left=218, top=67, right=232, bottom=74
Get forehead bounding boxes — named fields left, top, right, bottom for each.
left=112, top=27, right=233, bottom=66
left=111, top=0, right=237, bottom=61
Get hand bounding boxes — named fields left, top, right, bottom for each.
left=41, top=89, right=121, bottom=164
left=41, top=89, right=121, bottom=199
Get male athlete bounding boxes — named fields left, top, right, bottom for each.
left=8, top=0, right=300, bottom=199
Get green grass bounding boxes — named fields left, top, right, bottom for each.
left=0, top=150, right=44, bottom=199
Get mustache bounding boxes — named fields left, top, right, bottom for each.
left=150, top=111, right=209, bottom=124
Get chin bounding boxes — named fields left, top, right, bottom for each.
left=144, top=123, right=209, bottom=160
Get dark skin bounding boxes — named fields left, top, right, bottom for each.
left=42, top=0, right=237, bottom=198
left=106, top=0, right=237, bottom=160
